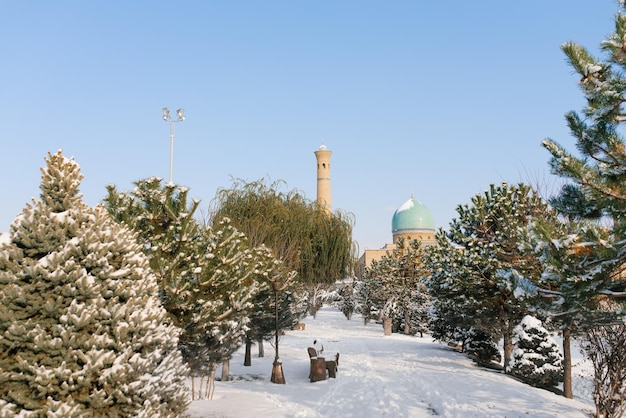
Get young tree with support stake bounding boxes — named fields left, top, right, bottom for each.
left=269, top=270, right=297, bottom=384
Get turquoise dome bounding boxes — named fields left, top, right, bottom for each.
left=391, top=197, right=435, bottom=234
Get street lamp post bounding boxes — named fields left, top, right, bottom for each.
left=162, top=107, right=185, bottom=183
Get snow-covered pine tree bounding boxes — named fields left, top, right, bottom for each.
left=541, top=2, right=626, bottom=310
left=105, top=177, right=202, bottom=323
left=105, top=181, right=279, bottom=395
left=0, top=151, right=189, bottom=417
left=527, top=216, right=615, bottom=399
left=244, top=244, right=302, bottom=367
left=183, top=218, right=266, bottom=384
left=507, top=315, right=563, bottom=389
left=462, top=328, right=502, bottom=365
left=536, top=3, right=626, bottom=404
left=426, top=183, right=552, bottom=370
left=340, top=281, right=357, bottom=320
left=360, top=238, right=430, bottom=336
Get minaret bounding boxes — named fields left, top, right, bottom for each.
left=314, top=142, right=332, bottom=214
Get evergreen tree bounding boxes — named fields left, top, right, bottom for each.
left=462, top=328, right=502, bottom=365
left=340, top=281, right=357, bottom=320
left=104, top=177, right=202, bottom=323
left=536, top=3, right=626, bottom=403
left=361, top=238, right=430, bottom=335
left=0, top=151, right=189, bottom=417
left=105, top=180, right=267, bottom=381
left=183, top=219, right=266, bottom=376
left=524, top=216, right=616, bottom=399
left=507, top=315, right=563, bottom=389
left=242, top=245, right=302, bottom=367
left=542, top=3, right=626, bottom=296
left=426, top=183, right=552, bottom=369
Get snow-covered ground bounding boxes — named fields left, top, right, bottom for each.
left=186, top=307, right=595, bottom=418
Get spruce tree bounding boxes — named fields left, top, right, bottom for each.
left=507, top=315, right=563, bottom=389
left=0, top=151, right=189, bottom=417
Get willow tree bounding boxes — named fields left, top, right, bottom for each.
left=208, top=178, right=356, bottom=289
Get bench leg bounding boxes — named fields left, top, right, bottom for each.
left=325, top=360, right=337, bottom=378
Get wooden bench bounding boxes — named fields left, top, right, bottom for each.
left=325, top=352, right=339, bottom=378
left=308, top=347, right=339, bottom=381
left=308, top=347, right=326, bottom=382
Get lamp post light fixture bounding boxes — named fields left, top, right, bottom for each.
left=162, top=107, right=185, bottom=183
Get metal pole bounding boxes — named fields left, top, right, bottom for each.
left=169, top=121, right=175, bottom=183
left=162, top=107, right=184, bottom=184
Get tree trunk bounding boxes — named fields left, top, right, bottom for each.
left=257, top=337, right=265, bottom=357
left=221, top=359, right=230, bottom=382
left=562, top=326, right=573, bottom=399
left=403, top=308, right=410, bottom=335
left=244, top=336, right=252, bottom=366
left=383, top=317, right=392, bottom=336
left=503, top=326, right=514, bottom=371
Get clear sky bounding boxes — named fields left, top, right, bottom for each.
left=0, top=1, right=620, bottom=253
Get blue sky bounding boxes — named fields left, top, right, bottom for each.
left=0, top=1, right=620, bottom=253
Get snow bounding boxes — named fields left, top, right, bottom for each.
left=186, top=307, right=594, bottom=418
left=397, top=199, right=415, bottom=213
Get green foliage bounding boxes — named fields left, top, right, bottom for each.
left=104, top=178, right=268, bottom=376
left=180, top=219, right=269, bottom=374
left=105, top=177, right=202, bottom=323
left=538, top=6, right=626, bottom=403
left=426, top=183, right=553, bottom=368
left=543, top=5, right=626, bottom=280
left=462, top=328, right=502, bottom=365
left=0, top=151, right=189, bottom=416
left=360, top=238, right=430, bottom=335
left=507, top=316, right=563, bottom=389
left=208, top=178, right=355, bottom=284
left=527, top=216, right=618, bottom=330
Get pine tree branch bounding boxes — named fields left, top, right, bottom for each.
left=580, top=178, right=626, bottom=201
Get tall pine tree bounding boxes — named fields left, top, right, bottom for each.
left=427, top=183, right=552, bottom=369
left=542, top=3, right=626, bottom=293
left=0, top=151, right=189, bottom=417
left=536, top=3, right=626, bottom=406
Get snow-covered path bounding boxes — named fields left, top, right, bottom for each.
left=186, top=307, right=593, bottom=418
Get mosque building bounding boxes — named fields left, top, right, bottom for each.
left=313, top=142, right=436, bottom=278
left=354, top=195, right=437, bottom=277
